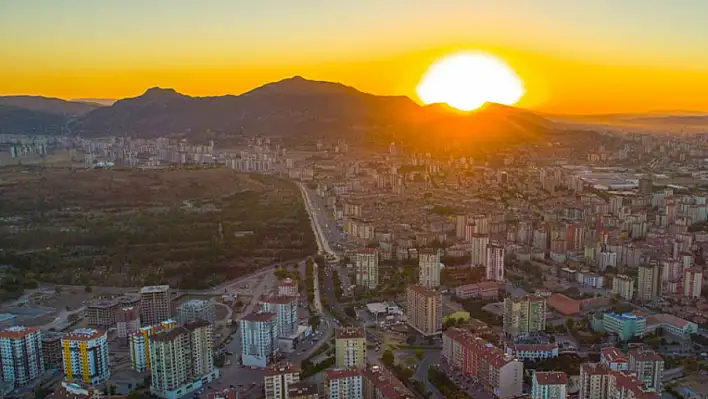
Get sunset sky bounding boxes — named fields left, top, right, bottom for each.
left=1, top=0, right=707, bottom=113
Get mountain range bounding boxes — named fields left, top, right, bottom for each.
left=0, top=77, right=553, bottom=148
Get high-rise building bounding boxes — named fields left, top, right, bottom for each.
left=62, top=328, right=110, bottom=386
left=470, top=215, right=490, bottom=235
left=265, top=362, right=300, bottom=399
left=334, top=327, right=366, bottom=369
left=503, top=295, right=547, bottom=338
left=240, top=312, right=278, bottom=367
left=418, top=249, right=441, bottom=289
left=355, top=248, right=379, bottom=290
left=628, top=347, right=664, bottom=392
left=140, top=285, right=172, bottom=326
left=288, top=381, right=320, bottom=399
left=442, top=328, right=523, bottom=399
left=86, top=299, right=120, bottom=329
left=683, top=268, right=703, bottom=299
left=532, top=372, right=568, bottom=399
left=486, top=242, right=505, bottom=282
left=178, top=299, right=216, bottom=325
left=129, top=320, right=177, bottom=372
left=470, top=233, right=490, bottom=267
left=638, top=177, right=653, bottom=195
left=116, top=307, right=140, bottom=339
left=456, top=215, right=468, bottom=240
left=324, top=368, right=363, bottom=399
left=149, top=320, right=218, bottom=399
left=278, top=278, right=299, bottom=297
left=42, top=331, right=65, bottom=370
left=261, top=296, right=298, bottom=337
left=406, top=285, right=442, bottom=337
left=636, top=263, right=659, bottom=302
left=611, top=275, right=635, bottom=301
left=0, top=326, right=45, bottom=390
left=579, top=363, right=611, bottom=399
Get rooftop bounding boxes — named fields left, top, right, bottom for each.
left=325, top=368, right=363, bottom=380
left=184, top=319, right=212, bottom=331
left=653, top=313, right=692, bottom=328
left=265, top=362, right=301, bottom=376
left=140, top=285, right=170, bottom=294
left=288, top=381, right=319, bottom=396
left=150, top=326, right=189, bottom=342
left=63, top=328, right=105, bottom=341
left=335, top=327, right=365, bottom=340
left=407, top=284, right=439, bottom=297
left=601, top=347, right=628, bottom=363
left=241, top=311, right=277, bottom=323
left=534, top=371, right=569, bottom=385
left=628, top=348, right=663, bottom=362
left=0, top=325, right=39, bottom=339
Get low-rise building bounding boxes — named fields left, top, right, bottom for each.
left=532, top=371, right=568, bottom=399
left=602, top=313, right=646, bottom=341
left=505, top=343, right=558, bottom=362
left=651, top=313, right=698, bottom=339
left=454, top=281, right=501, bottom=300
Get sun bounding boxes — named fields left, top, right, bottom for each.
left=416, top=51, right=525, bottom=112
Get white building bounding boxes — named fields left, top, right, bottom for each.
left=470, top=233, right=490, bottom=267
left=355, top=248, right=379, bottom=290
left=0, top=326, right=45, bottom=391
left=418, top=249, right=441, bottom=288
left=240, top=312, right=278, bottom=368
left=532, top=371, right=568, bottom=399
left=324, top=368, right=363, bottom=399
left=178, top=299, right=216, bottom=325
left=261, top=296, right=298, bottom=337
left=486, top=242, right=505, bottom=282
left=129, top=320, right=177, bottom=372
left=278, top=278, right=299, bottom=297
left=264, top=362, right=300, bottom=399
left=579, top=363, right=611, bottom=399
left=683, top=268, right=703, bottom=299
left=62, top=328, right=110, bottom=386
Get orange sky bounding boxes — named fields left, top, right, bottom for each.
left=1, top=1, right=707, bottom=114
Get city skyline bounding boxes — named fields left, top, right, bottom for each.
left=1, top=1, right=707, bottom=113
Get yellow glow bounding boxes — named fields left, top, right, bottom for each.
left=416, top=51, right=525, bottom=111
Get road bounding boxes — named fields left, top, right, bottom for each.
left=298, top=182, right=340, bottom=261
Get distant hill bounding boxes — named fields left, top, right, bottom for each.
left=2, top=77, right=553, bottom=146
left=548, top=111, right=708, bottom=128
left=72, top=98, right=117, bottom=106
left=0, top=95, right=101, bottom=117
left=0, top=105, right=67, bottom=135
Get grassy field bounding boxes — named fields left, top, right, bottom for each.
left=0, top=166, right=315, bottom=297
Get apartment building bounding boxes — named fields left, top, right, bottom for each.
left=636, top=264, right=659, bottom=302
left=600, top=347, right=628, bottom=371
left=41, top=331, right=64, bottom=370
left=503, top=295, right=547, bottom=338
left=86, top=299, right=120, bottom=329
left=406, top=285, right=442, bottom=337
left=363, top=364, right=414, bottom=399
left=140, top=285, right=172, bottom=326
left=442, top=328, right=523, bottom=399
left=0, top=326, right=44, bottom=390
left=288, top=381, right=320, bottom=399
left=628, top=347, right=664, bottom=392
left=178, top=299, right=216, bottom=325
left=261, top=295, right=298, bottom=337
left=240, top=311, right=278, bottom=367
left=355, top=248, right=379, bottom=290
left=607, top=370, right=659, bottom=399
left=683, top=268, right=703, bottom=299
left=579, top=363, right=611, bottom=399
left=486, top=242, right=505, bottom=282
left=265, top=362, right=300, bottom=399
left=418, top=249, right=441, bottom=289
left=324, top=368, right=363, bottom=399
left=470, top=233, right=490, bottom=267
left=611, top=275, right=635, bottom=301
left=504, top=343, right=558, bottom=362
left=278, top=278, right=299, bottom=297
left=116, top=307, right=141, bottom=339
left=335, top=327, right=366, bottom=369
left=129, top=319, right=177, bottom=372
left=62, top=328, right=110, bottom=385
left=149, top=320, right=218, bottom=399
left=532, top=371, right=568, bottom=399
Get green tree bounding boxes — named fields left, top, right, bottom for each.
left=415, top=350, right=425, bottom=361
left=382, top=350, right=395, bottom=366
left=84, top=285, right=92, bottom=293
left=308, top=315, right=321, bottom=329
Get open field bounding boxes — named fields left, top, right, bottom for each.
left=0, top=166, right=316, bottom=298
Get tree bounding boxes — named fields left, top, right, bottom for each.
left=415, top=350, right=424, bottom=361
left=84, top=285, right=92, bottom=293
left=566, top=317, right=575, bottom=330
left=382, top=350, right=395, bottom=366
left=308, top=315, right=321, bottom=329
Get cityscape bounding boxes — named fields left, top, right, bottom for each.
left=1, top=2, right=708, bottom=399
